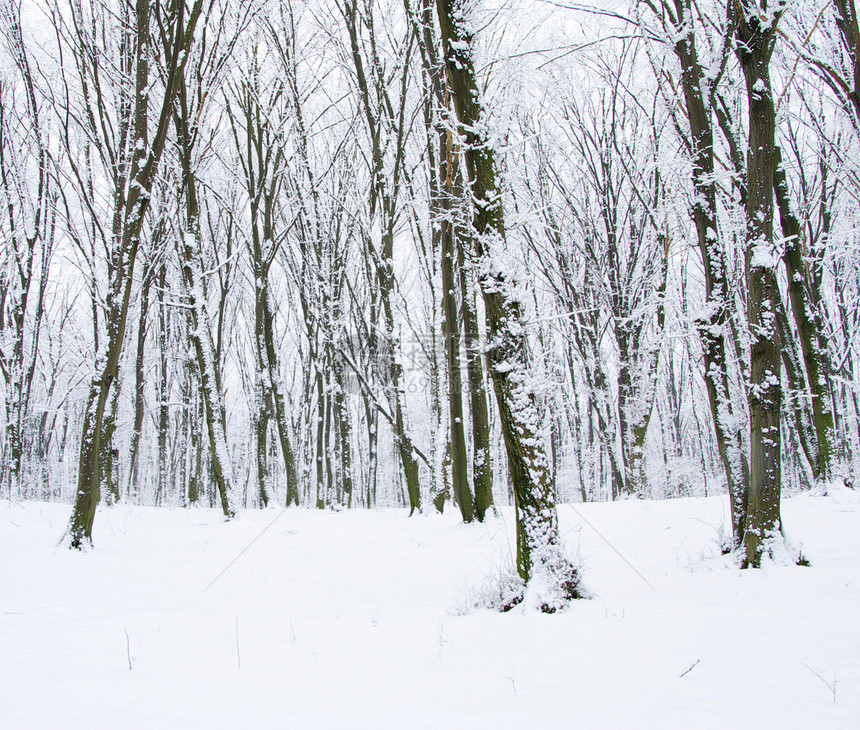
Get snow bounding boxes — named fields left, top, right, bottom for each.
left=2, top=489, right=859, bottom=728
left=750, top=240, right=779, bottom=269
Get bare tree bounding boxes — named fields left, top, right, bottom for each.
left=731, top=0, right=787, bottom=566
left=519, top=54, right=667, bottom=500
left=639, top=0, right=750, bottom=545
left=164, top=0, right=261, bottom=517
left=62, top=0, right=208, bottom=548
left=435, top=0, right=582, bottom=605
left=225, top=41, right=302, bottom=507
left=339, top=0, right=425, bottom=513
left=0, top=0, right=55, bottom=500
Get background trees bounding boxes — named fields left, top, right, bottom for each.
left=0, top=0, right=55, bottom=501
left=0, top=0, right=857, bottom=573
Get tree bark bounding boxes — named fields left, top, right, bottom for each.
left=342, top=0, right=423, bottom=513
left=733, top=0, right=785, bottom=567
left=0, top=4, right=54, bottom=500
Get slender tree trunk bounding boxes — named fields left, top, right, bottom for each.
left=330, top=357, right=353, bottom=507
left=227, top=71, right=301, bottom=509
left=173, top=64, right=238, bottom=518
left=253, top=274, right=273, bottom=508
left=254, top=392, right=270, bottom=507
left=777, top=304, right=817, bottom=478
left=363, top=394, right=379, bottom=508
left=156, top=263, right=170, bottom=503
left=179, top=237, right=238, bottom=518
left=774, top=149, right=835, bottom=482
left=100, top=382, right=121, bottom=503
left=440, top=130, right=473, bottom=522
left=128, top=266, right=154, bottom=496
left=0, top=0, right=55, bottom=501
left=266, top=305, right=300, bottom=507
left=315, top=373, right=326, bottom=509
left=673, top=9, right=749, bottom=546
left=342, top=0, right=422, bottom=513
left=460, top=256, right=494, bottom=519
left=271, top=387, right=300, bottom=506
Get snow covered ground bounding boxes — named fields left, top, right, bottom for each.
left=2, top=488, right=859, bottom=728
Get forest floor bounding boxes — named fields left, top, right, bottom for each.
left=1, top=486, right=859, bottom=728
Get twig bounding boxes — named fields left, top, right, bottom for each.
left=124, top=627, right=133, bottom=670
left=679, top=659, right=700, bottom=678
left=203, top=506, right=291, bottom=592
left=235, top=614, right=241, bottom=670
left=802, top=663, right=837, bottom=703
left=568, top=505, right=660, bottom=595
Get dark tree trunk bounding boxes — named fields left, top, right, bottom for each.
left=460, top=255, right=494, bottom=519
left=128, top=264, right=155, bottom=496
left=156, top=263, right=170, bottom=503
left=774, top=149, right=835, bottom=482
left=670, top=1, right=749, bottom=545
left=175, top=109, right=237, bottom=517
left=435, top=0, right=579, bottom=604
left=733, top=1, right=785, bottom=567
left=440, top=130, right=473, bottom=522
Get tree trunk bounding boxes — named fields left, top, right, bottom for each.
left=0, top=0, right=55, bottom=501
left=460, top=255, right=494, bottom=519
left=342, top=0, right=423, bottom=513
left=774, top=148, right=835, bottom=482
left=156, top=263, right=170, bottom=504
left=267, top=331, right=300, bottom=507
left=734, top=2, right=785, bottom=567
left=255, top=392, right=270, bottom=507
left=127, top=265, right=154, bottom=496
left=777, top=304, right=817, bottom=480
left=440, top=132, right=473, bottom=522
left=332, top=348, right=354, bottom=507
left=174, top=69, right=238, bottom=518
left=179, top=234, right=238, bottom=518
left=315, top=374, right=326, bottom=509
left=435, top=0, right=580, bottom=604
left=669, top=2, right=749, bottom=545
left=100, top=382, right=121, bottom=504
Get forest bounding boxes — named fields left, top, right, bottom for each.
left=1, top=0, right=859, bottom=604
